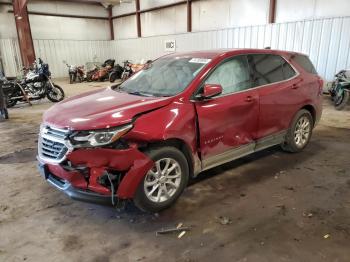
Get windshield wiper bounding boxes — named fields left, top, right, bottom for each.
left=126, top=91, right=155, bottom=97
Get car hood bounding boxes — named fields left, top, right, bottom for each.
left=43, top=87, right=173, bottom=130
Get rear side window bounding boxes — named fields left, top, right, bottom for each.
left=248, top=54, right=296, bottom=87
left=291, top=54, right=317, bottom=74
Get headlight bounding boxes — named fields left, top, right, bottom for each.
left=70, top=124, right=132, bottom=148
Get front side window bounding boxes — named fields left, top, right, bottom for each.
left=117, top=56, right=210, bottom=97
left=248, top=54, right=296, bottom=87
left=204, top=56, right=253, bottom=95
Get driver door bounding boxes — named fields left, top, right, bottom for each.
left=194, top=55, right=259, bottom=170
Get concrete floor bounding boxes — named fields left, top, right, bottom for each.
left=0, top=79, right=349, bottom=262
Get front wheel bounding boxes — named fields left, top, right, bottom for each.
left=334, top=90, right=349, bottom=111
left=281, top=109, right=313, bottom=153
left=47, top=84, right=65, bottom=102
left=134, top=147, right=189, bottom=212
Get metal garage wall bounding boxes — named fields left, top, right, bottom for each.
left=0, top=39, right=21, bottom=77
left=112, top=16, right=350, bottom=81
left=33, top=40, right=114, bottom=78
left=0, top=39, right=115, bottom=78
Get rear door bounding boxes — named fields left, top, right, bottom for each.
left=248, top=54, right=300, bottom=139
left=194, top=55, right=259, bottom=169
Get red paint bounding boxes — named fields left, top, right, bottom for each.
left=41, top=48, right=323, bottom=203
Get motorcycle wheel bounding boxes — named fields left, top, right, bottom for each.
left=6, top=99, right=17, bottom=108
left=334, top=90, right=349, bottom=111
left=47, top=84, right=65, bottom=102
left=109, top=72, right=117, bottom=83
left=69, top=74, right=74, bottom=84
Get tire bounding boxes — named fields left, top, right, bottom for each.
left=281, top=109, right=313, bottom=153
left=109, top=72, right=117, bottom=83
left=47, top=84, right=65, bottom=102
left=69, top=74, right=74, bottom=84
left=134, top=147, right=189, bottom=212
left=6, top=99, right=17, bottom=108
left=334, top=90, right=349, bottom=111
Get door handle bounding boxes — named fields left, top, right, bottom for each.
left=245, top=96, right=253, bottom=102
left=292, top=84, right=299, bottom=89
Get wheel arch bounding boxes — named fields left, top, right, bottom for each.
left=301, top=104, right=316, bottom=126
left=141, top=138, right=197, bottom=178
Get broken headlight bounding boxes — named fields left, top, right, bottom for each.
left=69, top=124, right=133, bottom=148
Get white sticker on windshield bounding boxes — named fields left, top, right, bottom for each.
left=189, top=58, right=211, bottom=64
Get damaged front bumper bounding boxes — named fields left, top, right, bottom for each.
left=37, top=146, right=154, bottom=206
left=38, top=162, right=114, bottom=206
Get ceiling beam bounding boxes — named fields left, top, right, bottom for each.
left=8, top=9, right=108, bottom=19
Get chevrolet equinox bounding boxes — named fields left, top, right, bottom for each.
left=38, top=49, right=323, bottom=212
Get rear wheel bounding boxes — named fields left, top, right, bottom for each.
left=334, top=90, right=349, bottom=111
left=47, top=84, right=65, bottom=102
left=281, top=109, right=313, bottom=153
left=134, top=147, right=189, bottom=212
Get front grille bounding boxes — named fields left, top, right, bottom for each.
left=38, top=125, right=70, bottom=163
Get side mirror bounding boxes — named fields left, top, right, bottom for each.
left=197, top=84, right=223, bottom=99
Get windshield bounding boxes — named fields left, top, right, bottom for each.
left=118, top=56, right=210, bottom=97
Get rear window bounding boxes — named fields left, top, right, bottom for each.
left=248, top=54, right=296, bottom=87
left=291, top=54, right=317, bottom=74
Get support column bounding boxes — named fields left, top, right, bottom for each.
left=12, top=0, right=35, bottom=67
left=268, top=0, right=276, bottom=24
left=108, top=6, right=114, bottom=40
left=187, top=0, right=192, bottom=32
left=135, top=0, right=141, bottom=37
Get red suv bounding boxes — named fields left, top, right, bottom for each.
left=38, top=49, right=323, bottom=212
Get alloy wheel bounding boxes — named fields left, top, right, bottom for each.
left=144, top=158, right=182, bottom=203
left=294, top=116, right=311, bottom=148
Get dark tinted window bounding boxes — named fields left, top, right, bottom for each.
left=291, top=54, right=317, bottom=74
left=205, top=55, right=253, bottom=95
left=248, top=54, right=296, bottom=87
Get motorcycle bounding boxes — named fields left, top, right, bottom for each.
left=120, top=60, right=134, bottom=81
left=329, top=69, right=350, bottom=110
left=90, top=59, right=115, bottom=82
left=120, top=60, right=152, bottom=81
left=109, top=63, right=123, bottom=83
left=63, top=61, right=86, bottom=84
left=5, top=58, right=65, bottom=108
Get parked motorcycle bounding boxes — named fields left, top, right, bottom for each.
left=90, top=59, right=115, bottom=82
left=329, top=69, right=350, bottom=110
left=120, top=60, right=152, bottom=81
left=63, top=61, right=86, bottom=84
left=5, top=58, right=65, bottom=107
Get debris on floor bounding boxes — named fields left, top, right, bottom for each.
left=216, top=216, right=232, bottom=225
left=156, top=224, right=191, bottom=236
left=323, top=234, right=330, bottom=239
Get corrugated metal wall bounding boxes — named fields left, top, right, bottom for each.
left=1, top=16, right=350, bottom=80
left=0, top=39, right=21, bottom=77
left=112, top=16, right=350, bottom=80
left=0, top=39, right=114, bottom=78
